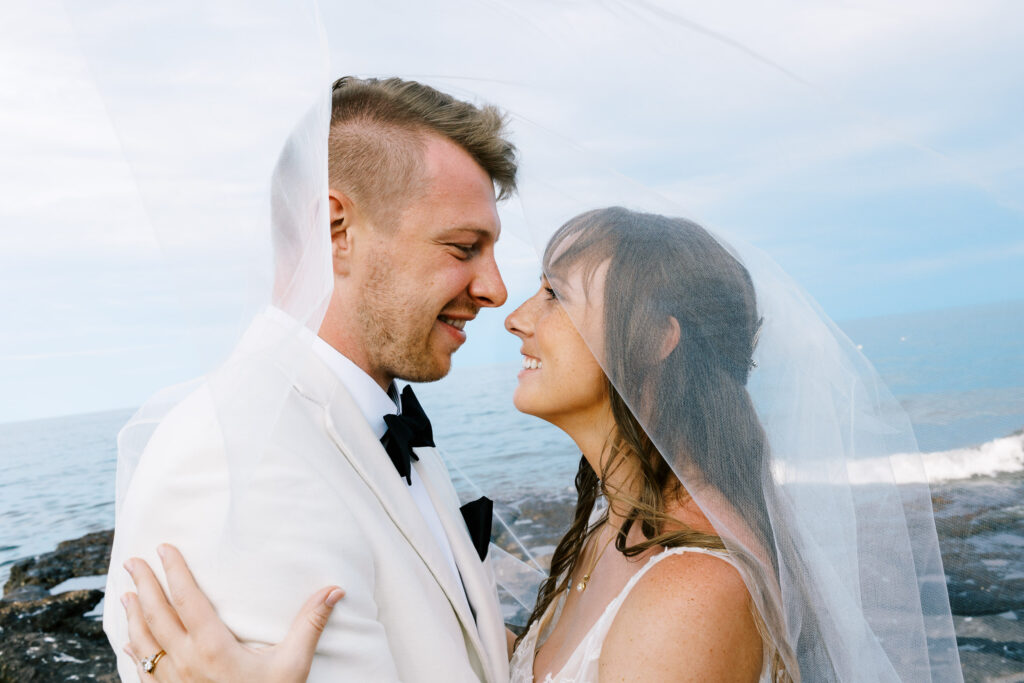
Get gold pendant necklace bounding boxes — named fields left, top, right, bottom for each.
left=575, top=527, right=617, bottom=592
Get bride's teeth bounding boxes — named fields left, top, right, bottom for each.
left=521, top=356, right=543, bottom=370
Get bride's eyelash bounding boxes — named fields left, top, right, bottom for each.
left=544, top=287, right=558, bottom=300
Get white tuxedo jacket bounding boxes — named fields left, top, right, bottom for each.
left=104, top=312, right=509, bottom=682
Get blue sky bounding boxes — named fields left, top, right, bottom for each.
left=1, top=0, right=1021, bottom=423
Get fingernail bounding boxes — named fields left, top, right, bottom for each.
left=157, top=545, right=167, bottom=560
left=120, top=593, right=129, bottom=607
left=123, top=560, right=134, bottom=575
left=325, top=588, right=345, bottom=607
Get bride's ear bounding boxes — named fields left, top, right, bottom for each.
left=657, top=316, right=681, bottom=361
left=329, top=188, right=356, bottom=276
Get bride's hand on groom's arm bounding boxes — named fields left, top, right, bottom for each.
left=121, top=544, right=345, bottom=683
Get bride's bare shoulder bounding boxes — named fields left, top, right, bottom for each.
left=599, top=550, right=763, bottom=682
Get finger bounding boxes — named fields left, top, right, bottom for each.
left=126, top=557, right=187, bottom=649
left=277, top=586, right=344, bottom=673
left=122, top=592, right=164, bottom=667
left=156, top=544, right=224, bottom=638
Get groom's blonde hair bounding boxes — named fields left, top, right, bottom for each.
left=328, top=76, right=517, bottom=231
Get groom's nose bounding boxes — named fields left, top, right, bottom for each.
left=468, top=248, right=507, bottom=308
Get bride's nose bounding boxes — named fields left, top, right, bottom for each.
left=504, top=299, right=533, bottom=338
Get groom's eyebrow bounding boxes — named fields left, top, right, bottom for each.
left=438, top=224, right=500, bottom=242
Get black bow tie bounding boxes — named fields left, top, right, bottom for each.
left=381, top=385, right=435, bottom=485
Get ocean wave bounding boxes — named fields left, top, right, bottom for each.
left=843, top=431, right=1024, bottom=485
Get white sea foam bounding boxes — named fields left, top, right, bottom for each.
left=845, top=432, right=1024, bottom=485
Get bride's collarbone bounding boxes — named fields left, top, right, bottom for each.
left=532, top=550, right=651, bottom=677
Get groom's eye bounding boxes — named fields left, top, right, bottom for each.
left=449, top=243, right=477, bottom=259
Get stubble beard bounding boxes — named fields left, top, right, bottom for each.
left=357, top=252, right=452, bottom=384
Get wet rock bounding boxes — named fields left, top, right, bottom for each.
left=1, top=530, right=115, bottom=682
left=0, top=589, right=103, bottom=636
left=1, top=585, right=50, bottom=603
left=954, top=613, right=1024, bottom=681
left=0, top=631, right=117, bottom=683
left=4, top=530, right=113, bottom=593
left=933, top=476, right=1024, bottom=617
left=958, top=650, right=1024, bottom=683
left=493, top=496, right=574, bottom=570
left=946, top=561, right=1024, bottom=615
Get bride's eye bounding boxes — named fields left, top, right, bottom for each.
left=543, top=287, right=558, bottom=300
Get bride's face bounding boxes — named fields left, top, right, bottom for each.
left=504, top=271, right=608, bottom=426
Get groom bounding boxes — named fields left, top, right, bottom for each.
left=105, top=77, right=517, bottom=682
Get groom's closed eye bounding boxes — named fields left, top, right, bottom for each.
left=449, top=243, right=479, bottom=259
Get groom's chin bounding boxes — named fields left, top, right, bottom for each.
left=394, top=354, right=453, bottom=384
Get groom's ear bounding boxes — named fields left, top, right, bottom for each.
left=328, top=188, right=356, bottom=276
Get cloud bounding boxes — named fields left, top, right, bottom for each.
left=0, top=344, right=170, bottom=362
left=1, top=0, right=1022, bottom=421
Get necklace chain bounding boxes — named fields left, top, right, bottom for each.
left=574, top=526, right=617, bottom=593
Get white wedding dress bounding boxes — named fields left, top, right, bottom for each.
left=509, top=546, right=772, bottom=683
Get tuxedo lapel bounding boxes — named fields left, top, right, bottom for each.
left=321, top=388, right=474, bottom=601
left=413, top=447, right=508, bottom=683
left=299, top=373, right=493, bottom=680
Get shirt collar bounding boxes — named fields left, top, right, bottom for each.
left=266, top=306, right=399, bottom=439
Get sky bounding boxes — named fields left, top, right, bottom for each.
left=1, top=0, right=1022, bottom=423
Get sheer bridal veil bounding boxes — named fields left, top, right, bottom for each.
left=60, top=0, right=1022, bottom=679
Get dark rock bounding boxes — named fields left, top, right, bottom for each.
left=0, top=589, right=104, bottom=636
left=946, top=564, right=1024, bottom=615
left=1, top=585, right=50, bottom=603
left=958, top=650, right=1024, bottom=683
left=492, top=496, right=573, bottom=569
left=1, top=530, right=116, bottom=681
left=4, top=530, right=113, bottom=594
left=958, top=637, right=1024, bottom=664
left=955, top=612, right=1024, bottom=643
left=0, top=631, right=117, bottom=683
left=933, top=476, right=1024, bottom=617
left=953, top=614, right=1024, bottom=681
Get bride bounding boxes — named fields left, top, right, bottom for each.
left=117, top=206, right=957, bottom=681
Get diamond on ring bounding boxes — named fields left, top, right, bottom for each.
left=141, top=649, right=166, bottom=674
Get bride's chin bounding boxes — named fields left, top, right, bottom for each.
left=511, top=389, right=543, bottom=418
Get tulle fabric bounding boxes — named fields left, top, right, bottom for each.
left=65, top=0, right=974, bottom=679
left=528, top=206, right=960, bottom=680
left=62, top=0, right=333, bottom=517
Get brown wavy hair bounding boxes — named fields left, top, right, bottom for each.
left=516, top=207, right=794, bottom=681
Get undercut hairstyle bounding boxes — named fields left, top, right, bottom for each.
left=329, top=76, right=518, bottom=230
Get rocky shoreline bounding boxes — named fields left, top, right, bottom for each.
left=1, top=530, right=116, bottom=682
left=2, top=489, right=1022, bottom=681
